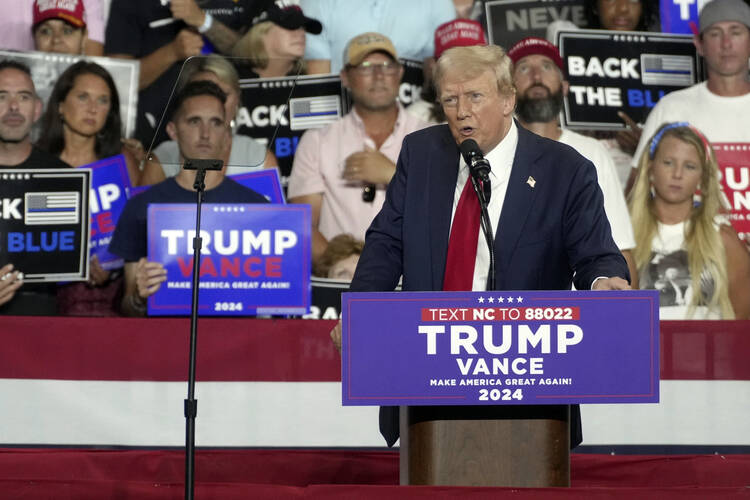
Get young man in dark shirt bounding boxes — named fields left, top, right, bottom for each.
left=109, top=80, right=267, bottom=316
left=0, top=60, right=69, bottom=315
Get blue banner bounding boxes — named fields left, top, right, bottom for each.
left=342, top=290, right=660, bottom=406
left=147, top=203, right=311, bottom=316
left=660, top=0, right=701, bottom=34
left=78, top=154, right=132, bottom=269
left=230, top=169, right=285, bottom=204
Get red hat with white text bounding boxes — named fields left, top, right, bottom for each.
left=507, top=37, right=564, bottom=72
left=434, top=19, right=487, bottom=59
left=33, top=0, right=86, bottom=29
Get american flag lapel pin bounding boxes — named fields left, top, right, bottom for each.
left=527, top=176, right=536, bottom=188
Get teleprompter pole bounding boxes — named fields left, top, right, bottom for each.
left=182, top=158, right=223, bottom=500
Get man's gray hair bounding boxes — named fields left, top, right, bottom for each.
left=433, top=45, right=516, bottom=98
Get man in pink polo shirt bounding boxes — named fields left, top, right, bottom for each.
left=287, top=32, right=429, bottom=262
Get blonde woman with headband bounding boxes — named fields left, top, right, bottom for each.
left=629, top=122, right=750, bottom=319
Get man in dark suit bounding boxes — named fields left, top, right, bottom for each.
left=331, top=45, right=630, bottom=447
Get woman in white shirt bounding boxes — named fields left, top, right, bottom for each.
left=629, top=122, right=750, bottom=319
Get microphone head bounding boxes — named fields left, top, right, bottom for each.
left=459, top=139, right=491, bottom=179
left=459, top=139, right=483, bottom=165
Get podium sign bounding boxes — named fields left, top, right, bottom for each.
left=342, top=290, right=659, bottom=406
left=147, top=203, right=311, bottom=316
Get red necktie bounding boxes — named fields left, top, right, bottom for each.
left=443, top=176, right=480, bottom=291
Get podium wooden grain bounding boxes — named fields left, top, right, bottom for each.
left=399, top=405, right=570, bottom=487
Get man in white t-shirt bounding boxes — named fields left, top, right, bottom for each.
left=627, top=0, right=750, bottom=190
left=507, top=37, right=638, bottom=285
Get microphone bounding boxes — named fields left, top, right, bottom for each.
left=458, top=139, right=495, bottom=290
left=459, top=139, right=491, bottom=202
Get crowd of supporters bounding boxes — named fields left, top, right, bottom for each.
left=1, top=0, right=749, bottom=319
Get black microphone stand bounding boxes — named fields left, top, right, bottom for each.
left=469, top=172, right=495, bottom=291
left=182, top=158, right=223, bottom=500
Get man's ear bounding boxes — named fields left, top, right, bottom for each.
left=693, top=33, right=704, bottom=57
left=340, top=68, right=350, bottom=89
left=33, top=98, right=43, bottom=124
left=166, top=121, right=177, bottom=141
left=502, top=91, right=516, bottom=117
left=80, top=28, right=89, bottom=54
left=562, top=79, right=570, bottom=97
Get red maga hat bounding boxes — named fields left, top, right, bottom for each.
left=434, top=19, right=487, bottom=59
left=33, top=0, right=86, bottom=29
left=507, top=36, right=564, bottom=72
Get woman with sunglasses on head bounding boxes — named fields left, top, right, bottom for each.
left=231, top=3, right=322, bottom=78
left=629, top=122, right=750, bottom=319
left=36, top=60, right=143, bottom=315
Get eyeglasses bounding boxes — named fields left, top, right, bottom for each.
left=350, top=60, right=400, bottom=76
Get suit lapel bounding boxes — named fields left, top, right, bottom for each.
left=428, top=127, right=459, bottom=289
left=494, top=125, right=542, bottom=282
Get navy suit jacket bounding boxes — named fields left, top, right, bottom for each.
left=350, top=123, right=629, bottom=446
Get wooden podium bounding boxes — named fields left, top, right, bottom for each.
left=399, top=405, right=570, bottom=487
left=341, top=290, right=659, bottom=488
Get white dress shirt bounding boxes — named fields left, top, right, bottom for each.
left=449, top=122, right=519, bottom=291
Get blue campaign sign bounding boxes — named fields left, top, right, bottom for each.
left=230, top=169, right=285, bottom=204
left=342, top=290, right=659, bottom=406
left=660, top=0, right=701, bottom=34
left=78, top=154, right=132, bottom=269
left=147, top=203, right=311, bottom=316
left=129, top=185, right=149, bottom=197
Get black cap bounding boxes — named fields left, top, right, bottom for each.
left=256, top=4, right=322, bottom=35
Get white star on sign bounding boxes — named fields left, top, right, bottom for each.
left=497, top=296, right=504, bottom=303
left=517, top=297, right=523, bottom=303
left=478, top=296, right=485, bottom=303
left=507, top=297, right=514, bottom=303
left=487, top=297, right=495, bottom=303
